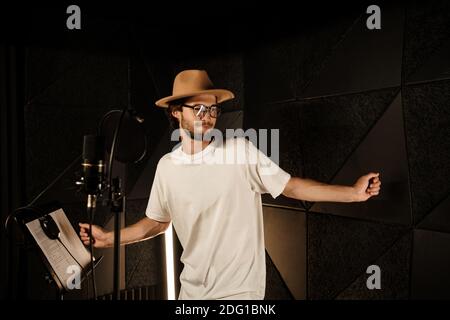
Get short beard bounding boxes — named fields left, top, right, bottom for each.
left=180, top=116, right=213, bottom=142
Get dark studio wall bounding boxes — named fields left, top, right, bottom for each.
left=243, top=1, right=450, bottom=299
left=0, top=3, right=247, bottom=299
left=0, top=11, right=170, bottom=299
left=1, top=1, right=450, bottom=300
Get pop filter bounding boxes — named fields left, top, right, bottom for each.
left=99, top=109, right=147, bottom=164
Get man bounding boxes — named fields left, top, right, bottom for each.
left=79, top=70, right=381, bottom=300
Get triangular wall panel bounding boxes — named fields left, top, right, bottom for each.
left=307, top=212, right=407, bottom=299
left=301, top=4, right=404, bottom=99
left=311, top=93, right=412, bottom=225
left=418, top=194, right=450, bottom=234
left=336, top=232, right=411, bottom=299
left=263, top=206, right=306, bottom=299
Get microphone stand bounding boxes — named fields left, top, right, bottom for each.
left=105, top=33, right=137, bottom=299
left=100, top=104, right=146, bottom=300
left=87, top=194, right=98, bottom=300
left=111, top=177, right=124, bottom=300
left=107, top=106, right=127, bottom=300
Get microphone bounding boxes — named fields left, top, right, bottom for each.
left=80, top=134, right=105, bottom=300
left=81, top=135, right=106, bottom=195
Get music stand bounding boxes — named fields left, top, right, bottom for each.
left=13, top=203, right=103, bottom=299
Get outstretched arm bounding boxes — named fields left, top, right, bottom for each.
left=79, top=216, right=170, bottom=248
left=282, top=172, right=381, bottom=202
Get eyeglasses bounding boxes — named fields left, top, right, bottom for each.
left=182, top=104, right=222, bottom=119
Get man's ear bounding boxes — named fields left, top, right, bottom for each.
left=172, top=109, right=181, bottom=120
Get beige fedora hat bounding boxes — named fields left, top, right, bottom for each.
left=155, top=70, right=235, bottom=108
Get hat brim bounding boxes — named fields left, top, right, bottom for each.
left=155, top=89, right=235, bottom=108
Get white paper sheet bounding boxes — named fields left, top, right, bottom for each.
left=26, top=208, right=92, bottom=290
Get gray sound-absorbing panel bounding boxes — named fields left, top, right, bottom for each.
left=24, top=103, right=112, bottom=203
left=244, top=9, right=361, bottom=105
left=408, top=41, right=450, bottom=84
left=411, top=229, right=450, bottom=299
left=307, top=212, right=407, bottom=299
left=311, top=93, right=412, bottom=225
left=403, top=0, right=450, bottom=82
left=25, top=47, right=86, bottom=103
left=299, top=88, right=398, bottom=186
left=125, top=199, right=164, bottom=289
left=29, top=54, right=128, bottom=108
left=418, top=195, right=450, bottom=234
left=301, top=4, right=404, bottom=99
left=264, top=251, right=294, bottom=300
left=336, top=232, right=411, bottom=300
left=403, top=80, right=450, bottom=225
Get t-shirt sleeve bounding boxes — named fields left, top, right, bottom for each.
left=243, top=138, right=291, bottom=199
left=145, top=164, right=171, bottom=222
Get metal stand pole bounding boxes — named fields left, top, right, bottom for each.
left=111, top=177, right=124, bottom=300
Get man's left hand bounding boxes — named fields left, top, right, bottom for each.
left=352, top=172, right=381, bottom=202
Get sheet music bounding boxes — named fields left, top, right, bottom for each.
left=26, top=208, right=92, bottom=290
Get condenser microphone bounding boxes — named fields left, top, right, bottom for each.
left=82, top=135, right=106, bottom=195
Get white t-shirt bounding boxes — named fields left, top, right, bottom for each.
left=145, top=136, right=291, bottom=300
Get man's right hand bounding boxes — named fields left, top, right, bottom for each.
left=79, top=223, right=112, bottom=248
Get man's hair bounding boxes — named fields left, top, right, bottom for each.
left=165, top=98, right=185, bottom=129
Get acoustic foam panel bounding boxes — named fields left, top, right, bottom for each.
left=21, top=8, right=130, bottom=55
left=245, top=37, right=300, bottom=105
left=27, top=53, right=128, bottom=108
left=24, top=46, right=129, bottom=202
left=411, top=229, right=450, bottom=299
left=408, top=41, right=450, bottom=84
left=263, top=206, right=306, bottom=299
left=264, top=251, right=294, bottom=300
left=244, top=10, right=360, bottom=105
left=336, top=232, right=411, bottom=300
left=302, top=3, right=404, bottom=99
left=130, top=53, right=168, bottom=128
left=403, top=0, right=450, bottom=82
left=24, top=103, right=113, bottom=203
left=125, top=199, right=164, bottom=289
left=124, top=54, right=172, bottom=198
left=299, top=88, right=398, bottom=185
left=25, top=47, right=86, bottom=103
left=418, top=194, right=450, bottom=234
left=311, top=93, right=412, bottom=225
left=307, top=211, right=407, bottom=299
left=135, top=54, right=174, bottom=101
left=403, top=80, right=450, bottom=225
